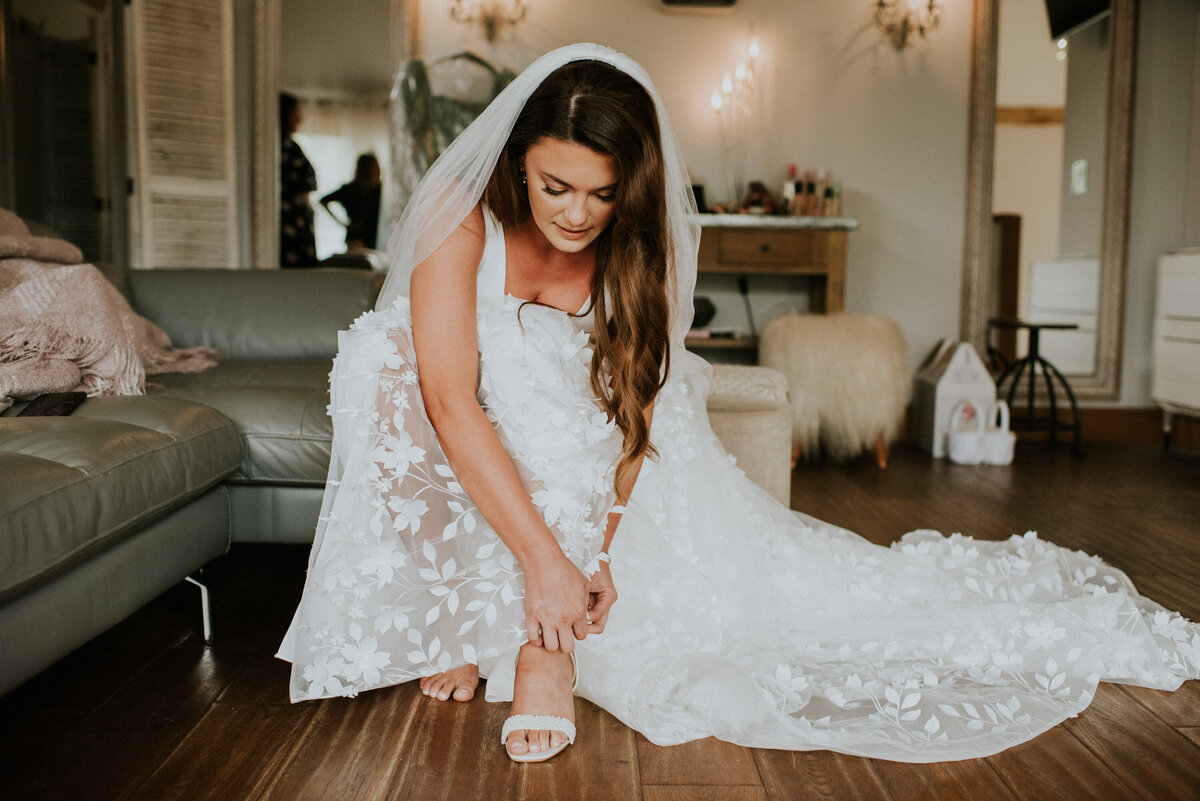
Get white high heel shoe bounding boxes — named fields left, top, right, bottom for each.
left=500, top=651, right=579, bottom=763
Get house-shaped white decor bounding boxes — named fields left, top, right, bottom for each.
left=913, top=341, right=997, bottom=459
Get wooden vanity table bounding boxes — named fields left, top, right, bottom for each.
left=687, top=214, right=859, bottom=352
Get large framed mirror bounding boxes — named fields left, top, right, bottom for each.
left=960, top=0, right=1136, bottom=400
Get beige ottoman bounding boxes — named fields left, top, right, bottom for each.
left=706, top=364, right=793, bottom=507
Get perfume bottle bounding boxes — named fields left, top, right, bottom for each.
left=782, top=164, right=797, bottom=215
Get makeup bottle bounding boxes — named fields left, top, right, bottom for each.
left=782, top=164, right=797, bottom=215
left=804, top=178, right=816, bottom=216
left=814, top=168, right=829, bottom=215
left=822, top=186, right=834, bottom=217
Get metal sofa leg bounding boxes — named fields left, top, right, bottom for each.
left=185, top=575, right=213, bottom=645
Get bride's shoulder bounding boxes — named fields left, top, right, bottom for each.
left=413, top=204, right=487, bottom=285
left=456, top=203, right=487, bottom=240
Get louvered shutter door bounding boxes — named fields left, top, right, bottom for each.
left=127, top=0, right=236, bottom=268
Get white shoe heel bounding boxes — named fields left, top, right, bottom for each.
left=500, top=652, right=578, bottom=763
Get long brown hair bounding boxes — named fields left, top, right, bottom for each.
left=483, top=60, right=671, bottom=494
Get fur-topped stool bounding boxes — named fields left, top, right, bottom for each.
left=759, top=312, right=910, bottom=468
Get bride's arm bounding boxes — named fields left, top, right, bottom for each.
left=409, top=207, right=592, bottom=653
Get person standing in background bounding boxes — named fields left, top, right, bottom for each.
left=320, top=153, right=382, bottom=250
left=280, top=93, right=317, bottom=267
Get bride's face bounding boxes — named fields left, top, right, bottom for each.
left=522, top=136, right=619, bottom=254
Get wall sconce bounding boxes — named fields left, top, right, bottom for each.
left=449, top=0, right=529, bottom=42
left=874, top=0, right=942, bottom=49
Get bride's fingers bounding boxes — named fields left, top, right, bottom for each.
left=590, top=591, right=615, bottom=619
left=572, top=618, right=589, bottom=641
left=542, top=624, right=561, bottom=652
left=556, top=625, right=578, bottom=653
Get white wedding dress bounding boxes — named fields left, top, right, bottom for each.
left=279, top=210, right=1199, bottom=762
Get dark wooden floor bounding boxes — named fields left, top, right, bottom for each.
left=2, top=442, right=1198, bottom=801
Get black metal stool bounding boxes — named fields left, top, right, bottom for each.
left=987, top=318, right=1083, bottom=455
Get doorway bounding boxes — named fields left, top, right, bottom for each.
left=2, top=0, right=122, bottom=265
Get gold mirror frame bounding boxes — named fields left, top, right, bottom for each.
left=959, top=0, right=1137, bottom=399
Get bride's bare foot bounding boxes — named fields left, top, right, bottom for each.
left=419, top=663, right=480, bottom=701
left=505, top=643, right=576, bottom=759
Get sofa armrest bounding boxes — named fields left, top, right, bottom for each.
left=129, top=268, right=383, bottom=360
left=709, top=364, right=789, bottom=405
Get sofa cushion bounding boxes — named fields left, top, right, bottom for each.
left=129, top=268, right=382, bottom=360
left=149, top=359, right=334, bottom=484
left=0, top=396, right=240, bottom=601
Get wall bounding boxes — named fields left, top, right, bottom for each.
left=995, top=0, right=1065, bottom=106
left=9, top=0, right=90, bottom=40
left=993, top=0, right=1066, bottom=321
left=228, top=0, right=1197, bottom=405
left=411, top=0, right=976, bottom=371
left=281, top=0, right=393, bottom=94
left=1057, top=17, right=1107, bottom=257
left=1122, top=0, right=1198, bottom=404
left=993, top=125, right=1062, bottom=311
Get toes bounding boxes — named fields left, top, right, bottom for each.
left=422, top=669, right=479, bottom=702
left=505, top=728, right=567, bottom=758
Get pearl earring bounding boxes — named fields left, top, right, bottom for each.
left=521, top=170, right=527, bottom=185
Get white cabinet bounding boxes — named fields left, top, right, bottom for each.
left=1152, top=252, right=1200, bottom=444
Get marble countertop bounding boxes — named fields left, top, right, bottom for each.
left=695, top=213, right=860, bottom=231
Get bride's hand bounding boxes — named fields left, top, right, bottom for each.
left=586, top=562, right=617, bottom=634
left=522, top=550, right=591, bottom=653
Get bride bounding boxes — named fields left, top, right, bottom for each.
left=278, top=43, right=1198, bottom=764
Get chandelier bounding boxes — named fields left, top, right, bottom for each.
left=449, top=0, right=529, bottom=42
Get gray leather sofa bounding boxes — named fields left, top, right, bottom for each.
left=0, top=268, right=381, bottom=696
left=131, top=268, right=382, bottom=544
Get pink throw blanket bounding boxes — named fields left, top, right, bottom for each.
left=0, top=208, right=217, bottom=412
